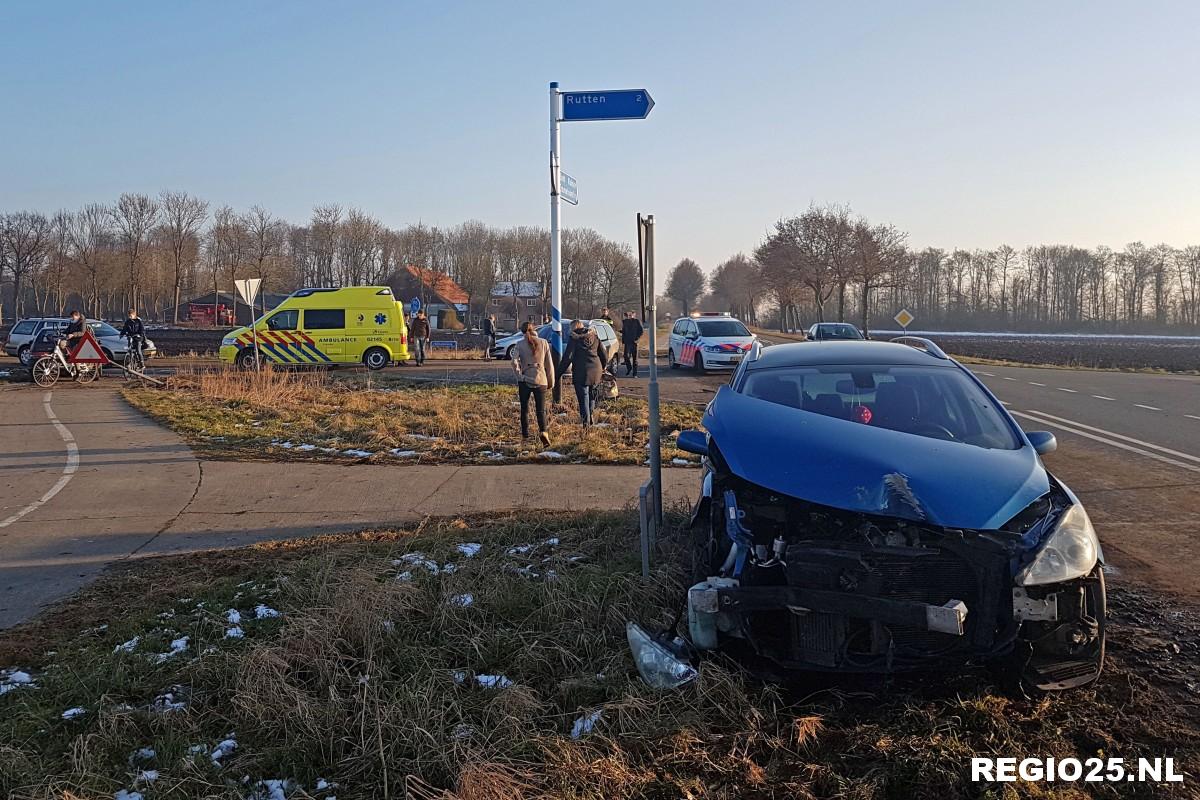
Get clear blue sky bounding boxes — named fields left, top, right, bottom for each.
left=4, top=0, right=1198, bottom=281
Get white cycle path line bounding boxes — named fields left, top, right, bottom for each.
left=0, top=392, right=79, bottom=529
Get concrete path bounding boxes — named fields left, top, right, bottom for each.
left=0, top=385, right=695, bottom=629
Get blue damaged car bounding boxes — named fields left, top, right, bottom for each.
left=669, top=337, right=1105, bottom=691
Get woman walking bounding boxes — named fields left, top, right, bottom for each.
left=512, top=321, right=555, bottom=446
left=556, top=320, right=607, bottom=427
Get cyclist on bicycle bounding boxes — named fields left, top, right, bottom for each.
left=60, top=310, right=87, bottom=351
left=119, top=308, right=146, bottom=359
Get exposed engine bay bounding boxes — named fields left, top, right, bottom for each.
left=686, top=477, right=1105, bottom=690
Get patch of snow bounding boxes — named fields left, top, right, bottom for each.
left=475, top=674, right=513, bottom=689
left=456, top=542, right=482, bottom=558
left=114, top=636, right=141, bottom=654
left=61, top=706, right=86, bottom=720
left=451, top=670, right=468, bottom=684
left=157, top=610, right=175, bottom=619
left=448, top=593, right=474, bottom=607
left=275, top=441, right=294, bottom=449
left=210, top=736, right=238, bottom=765
left=132, top=747, right=156, bottom=762
left=442, top=562, right=458, bottom=574
left=544, top=537, right=560, bottom=546
left=114, top=791, right=144, bottom=800
left=295, top=443, right=317, bottom=452
left=225, top=608, right=242, bottom=624
left=394, top=552, right=440, bottom=574
left=254, top=604, right=281, bottom=619
left=506, top=543, right=533, bottom=556
left=537, top=450, right=566, bottom=459
left=315, top=779, right=334, bottom=791
left=135, top=769, right=159, bottom=784
left=671, top=458, right=690, bottom=466
left=187, top=744, right=207, bottom=755
left=342, top=448, right=374, bottom=457
left=150, top=688, right=187, bottom=713
left=153, top=636, right=189, bottom=663
left=406, top=433, right=442, bottom=441
left=0, top=668, right=35, bottom=695
left=319, top=447, right=339, bottom=453
left=394, top=571, right=413, bottom=582
left=224, top=626, right=245, bottom=639
left=389, top=449, right=418, bottom=457
left=250, top=779, right=293, bottom=800
left=571, top=709, right=603, bottom=739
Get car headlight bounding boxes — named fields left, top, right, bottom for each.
left=1015, top=504, right=1099, bottom=586
left=626, top=622, right=697, bottom=689
left=702, top=344, right=721, bottom=352
left=221, top=337, right=237, bottom=347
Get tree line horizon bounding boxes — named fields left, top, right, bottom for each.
left=2, top=194, right=1198, bottom=335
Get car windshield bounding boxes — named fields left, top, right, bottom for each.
left=817, top=324, right=862, bottom=340
left=696, top=319, right=749, bottom=337
left=740, top=364, right=1019, bottom=449
left=89, top=322, right=119, bottom=337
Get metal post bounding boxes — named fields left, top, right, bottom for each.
left=549, top=81, right=564, bottom=403
left=645, top=215, right=662, bottom=527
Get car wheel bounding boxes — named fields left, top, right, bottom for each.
left=236, top=349, right=260, bottom=371
left=17, top=346, right=33, bottom=366
left=363, top=347, right=389, bottom=370
left=101, top=348, right=116, bottom=363
left=693, top=352, right=706, bottom=373
left=505, top=344, right=516, bottom=360
left=31, top=357, right=61, bottom=387
left=668, top=349, right=679, bottom=370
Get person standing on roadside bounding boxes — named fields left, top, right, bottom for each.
left=557, top=319, right=607, bottom=427
left=410, top=309, right=431, bottom=365
left=600, top=307, right=614, bottom=325
left=481, top=314, right=496, bottom=359
left=511, top=321, right=555, bottom=446
left=620, top=310, right=645, bottom=377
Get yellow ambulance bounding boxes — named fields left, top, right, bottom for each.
left=219, top=286, right=410, bottom=370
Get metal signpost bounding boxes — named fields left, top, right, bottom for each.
left=549, top=82, right=654, bottom=400
left=235, top=278, right=262, bottom=369
left=640, top=215, right=663, bottom=570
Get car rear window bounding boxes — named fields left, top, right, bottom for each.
left=817, top=325, right=862, bottom=339
left=696, top=319, right=749, bottom=337
left=741, top=365, right=1019, bottom=450
left=12, top=321, right=36, bottom=335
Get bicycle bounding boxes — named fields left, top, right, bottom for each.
left=123, top=334, right=147, bottom=382
left=30, top=337, right=101, bottom=387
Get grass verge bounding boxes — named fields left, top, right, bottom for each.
left=2, top=512, right=1197, bottom=799
left=122, top=367, right=704, bottom=466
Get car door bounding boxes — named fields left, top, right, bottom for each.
left=299, top=309, right=345, bottom=362
left=670, top=319, right=687, bottom=362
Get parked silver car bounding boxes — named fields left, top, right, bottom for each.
left=490, top=319, right=619, bottom=363
left=4, top=317, right=156, bottom=366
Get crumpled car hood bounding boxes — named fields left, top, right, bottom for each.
left=702, top=386, right=1049, bottom=530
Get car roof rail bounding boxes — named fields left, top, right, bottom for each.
left=890, top=335, right=949, bottom=360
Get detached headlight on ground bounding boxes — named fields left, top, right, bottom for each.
left=1016, top=504, right=1099, bottom=586
left=626, top=622, right=697, bottom=689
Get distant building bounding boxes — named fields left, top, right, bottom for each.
left=389, top=265, right=471, bottom=329
left=162, top=291, right=289, bottom=327
left=489, top=281, right=544, bottom=330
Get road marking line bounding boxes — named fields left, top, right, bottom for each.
left=1056, top=387, right=1078, bottom=393
left=976, top=371, right=995, bottom=376
left=1013, top=410, right=1200, bottom=475
left=0, top=392, right=80, bottom=529
left=1187, top=414, right=1200, bottom=421
left=1029, top=382, right=1046, bottom=386
left=1020, top=409, right=1200, bottom=464
left=1092, top=395, right=1116, bottom=401
left=1002, top=377, right=1016, bottom=381
left=1134, top=404, right=1161, bottom=411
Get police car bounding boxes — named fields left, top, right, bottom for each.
left=667, top=313, right=756, bottom=371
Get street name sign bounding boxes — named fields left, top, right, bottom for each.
left=561, top=173, right=579, bottom=205
left=560, top=89, right=654, bottom=121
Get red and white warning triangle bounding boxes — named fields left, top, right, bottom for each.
left=68, top=330, right=109, bottom=364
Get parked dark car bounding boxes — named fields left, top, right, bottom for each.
left=632, top=337, right=1104, bottom=692
left=806, top=322, right=864, bottom=341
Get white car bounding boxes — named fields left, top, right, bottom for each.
left=490, top=319, right=619, bottom=363
left=668, top=313, right=756, bottom=371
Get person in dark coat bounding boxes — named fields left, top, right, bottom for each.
left=620, top=310, right=644, bottom=377
left=557, top=320, right=607, bottom=426
left=409, top=310, right=431, bottom=365
left=481, top=314, right=496, bottom=359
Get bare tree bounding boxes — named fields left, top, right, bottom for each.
left=66, top=204, right=112, bottom=317
left=666, top=258, right=706, bottom=316
left=0, top=211, right=52, bottom=318
left=160, top=191, right=208, bottom=323
left=110, top=193, right=159, bottom=313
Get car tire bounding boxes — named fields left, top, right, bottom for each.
left=236, top=349, right=260, bottom=371
left=363, top=347, right=389, bottom=371
left=504, top=344, right=516, bottom=360
left=668, top=349, right=679, bottom=370
left=693, top=352, right=706, bottom=373
left=18, top=346, right=33, bottom=366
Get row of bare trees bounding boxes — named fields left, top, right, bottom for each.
left=0, top=194, right=639, bottom=326
left=664, top=204, right=1200, bottom=334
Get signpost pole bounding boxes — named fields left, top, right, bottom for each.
left=645, top=215, right=662, bottom=527
left=549, top=81, right=564, bottom=403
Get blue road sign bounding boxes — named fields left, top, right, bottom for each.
left=409, top=297, right=421, bottom=314
left=561, top=89, right=654, bottom=121
left=561, top=172, right=578, bottom=205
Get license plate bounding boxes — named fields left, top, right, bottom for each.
left=729, top=355, right=743, bottom=363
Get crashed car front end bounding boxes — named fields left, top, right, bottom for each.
left=670, top=385, right=1105, bottom=691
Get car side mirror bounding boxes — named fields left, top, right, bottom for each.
left=676, top=429, right=709, bottom=456
left=1026, top=431, right=1057, bottom=455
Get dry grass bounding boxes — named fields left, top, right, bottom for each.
left=2, top=511, right=1196, bottom=799
left=122, top=366, right=704, bottom=466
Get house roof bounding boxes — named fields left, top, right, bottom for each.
left=491, top=281, right=542, bottom=298
left=404, top=265, right=470, bottom=305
